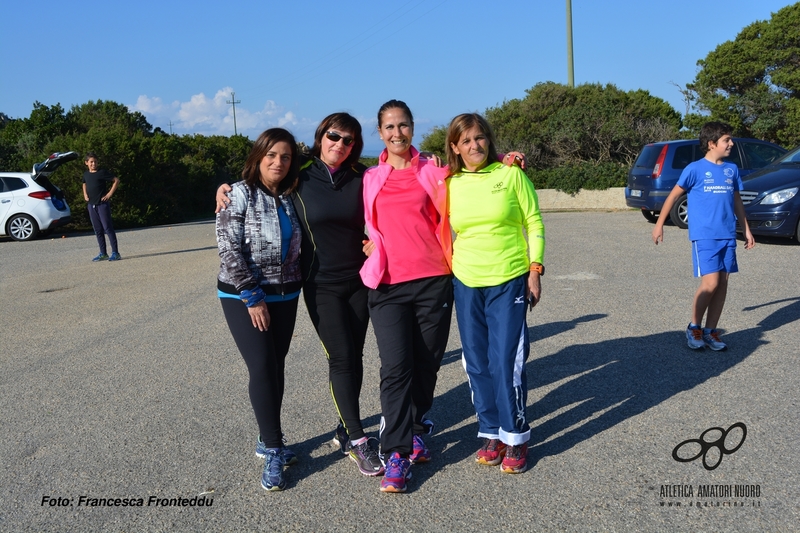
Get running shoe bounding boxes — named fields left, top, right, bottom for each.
left=92, top=253, right=109, bottom=262
left=348, top=437, right=385, bottom=476
left=686, top=324, right=705, bottom=350
left=256, top=435, right=297, bottom=465
left=260, top=449, right=286, bottom=491
left=108, top=252, right=122, bottom=261
left=332, top=422, right=350, bottom=455
left=501, top=443, right=528, bottom=474
left=421, top=418, right=434, bottom=435
left=702, top=329, right=728, bottom=351
left=380, top=453, right=412, bottom=493
left=409, top=434, right=431, bottom=464
left=476, top=438, right=507, bottom=466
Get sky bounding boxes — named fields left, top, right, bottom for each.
left=1, top=0, right=795, bottom=155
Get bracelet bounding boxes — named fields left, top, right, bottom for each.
left=240, top=287, right=266, bottom=307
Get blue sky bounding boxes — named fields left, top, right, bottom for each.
left=2, top=0, right=794, bottom=155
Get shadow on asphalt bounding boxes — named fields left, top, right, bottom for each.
left=122, top=245, right=218, bottom=260
left=417, top=297, right=800, bottom=488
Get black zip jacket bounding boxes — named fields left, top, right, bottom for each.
left=292, top=157, right=367, bottom=284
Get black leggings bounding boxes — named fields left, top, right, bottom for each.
left=303, top=278, right=370, bottom=441
left=221, top=297, right=298, bottom=448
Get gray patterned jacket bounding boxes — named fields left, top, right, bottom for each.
left=216, top=181, right=302, bottom=295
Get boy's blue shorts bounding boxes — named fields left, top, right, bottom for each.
left=691, top=239, right=738, bottom=277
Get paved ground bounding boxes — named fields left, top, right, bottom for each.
left=1, top=211, right=798, bottom=532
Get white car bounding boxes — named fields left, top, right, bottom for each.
left=0, top=151, right=77, bottom=241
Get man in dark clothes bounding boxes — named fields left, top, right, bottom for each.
left=82, top=152, right=121, bottom=261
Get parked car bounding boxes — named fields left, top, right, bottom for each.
left=739, top=145, right=800, bottom=243
left=0, top=151, right=78, bottom=241
left=625, top=138, right=786, bottom=228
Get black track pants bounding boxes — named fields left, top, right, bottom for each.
left=368, top=275, right=453, bottom=456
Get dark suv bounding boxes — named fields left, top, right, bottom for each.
left=625, top=138, right=786, bottom=228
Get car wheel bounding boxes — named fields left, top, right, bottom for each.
left=7, top=214, right=40, bottom=241
left=670, top=194, right=689, bottom=229
left=641, top=210, right=660, bottom=223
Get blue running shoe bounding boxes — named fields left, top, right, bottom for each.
left=702, top=329, right=727, bottom=351
left=108, top=252, right=121, bottom=261
left=256, top=435, right=297, bottom=465
left=409, top=434, right=431, bottom=463
left=92, top=253, right=109, bottom=262
left=260, top=449, right=286, bottom=491
left=686, top=324, right=704, bottom=350
left=380, top=453, right=411, bottom=493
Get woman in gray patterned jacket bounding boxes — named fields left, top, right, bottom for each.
left=216, top=128, right=302, bottom=492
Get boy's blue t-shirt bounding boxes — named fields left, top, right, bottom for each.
left=677, top=158, right=743, bottom=241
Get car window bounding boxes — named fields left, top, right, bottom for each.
left=724, top=145, right=743, bottom=168
left=742, top=142, right=785, bottom=169
left=0, top=177, right=28, bottom=193
left=634, top=145, right=663, bottom=168
left=671, top=145, right=696, bottom=169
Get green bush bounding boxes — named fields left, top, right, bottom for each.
left=527, top=162, right=627, bottom=194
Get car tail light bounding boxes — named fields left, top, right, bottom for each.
left=651, top=145, right=668, bottom=179
left=28, top=191, right=52, bottom=200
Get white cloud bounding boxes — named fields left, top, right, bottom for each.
left=129, top=88, right=312, bottom=139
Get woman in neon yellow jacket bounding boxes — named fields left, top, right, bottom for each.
left=446, top=112, right=545, bottom=475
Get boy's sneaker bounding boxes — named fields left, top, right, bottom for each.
left=260, top=449, right=286, bottom=491
left=348, top=437, right=385, bottom=476
left=409, top=434, right=431, bottom=463
left=703, top=329, right=728, bottom=351
left=476, top=438, right=507, bottom=466
left=92, top=253, right=109, bottom=262
left=501, top=443, right=528, bottom=474
left=380, top=452, right=412, bottom=493
left=686, top=325, right=705, bottom=350
left=332, top=422, right=350, bottom=455
left=108, top=252, right=122, bottom=261
left=256, top=435, right=297, bottom=465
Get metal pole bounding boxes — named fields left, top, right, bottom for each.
left=226, top=92, right=241, bottom=135
left=566, top=0, right=574, bottom=88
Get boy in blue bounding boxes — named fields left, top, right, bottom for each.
left=652, top=122, right=755, bottom=351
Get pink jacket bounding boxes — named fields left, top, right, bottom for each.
left=359, top=146, right=452, bottom=289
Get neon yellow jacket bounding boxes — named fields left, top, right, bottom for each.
left=448, top=162, right=544, bottom=288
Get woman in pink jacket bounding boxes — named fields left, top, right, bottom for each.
left=360, top=99, right=453, bottom=493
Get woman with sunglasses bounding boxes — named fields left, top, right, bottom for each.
left=217, top=113, right=385, bottom=477
left=361, top=100, right=526, bottom=493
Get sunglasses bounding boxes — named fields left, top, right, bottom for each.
left=325, top=131, right=355, bottom=146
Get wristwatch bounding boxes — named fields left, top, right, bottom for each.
left=529, top=263, right=545, bottom=276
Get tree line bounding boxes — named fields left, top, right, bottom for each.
left=0, top=100, right=251, bottom=229
left=420, top=2, right=800, bottom=193
left=1, top=3, right=797, bottom=226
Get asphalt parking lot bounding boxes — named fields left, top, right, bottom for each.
left=1, top=211, right=798, bottom=532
